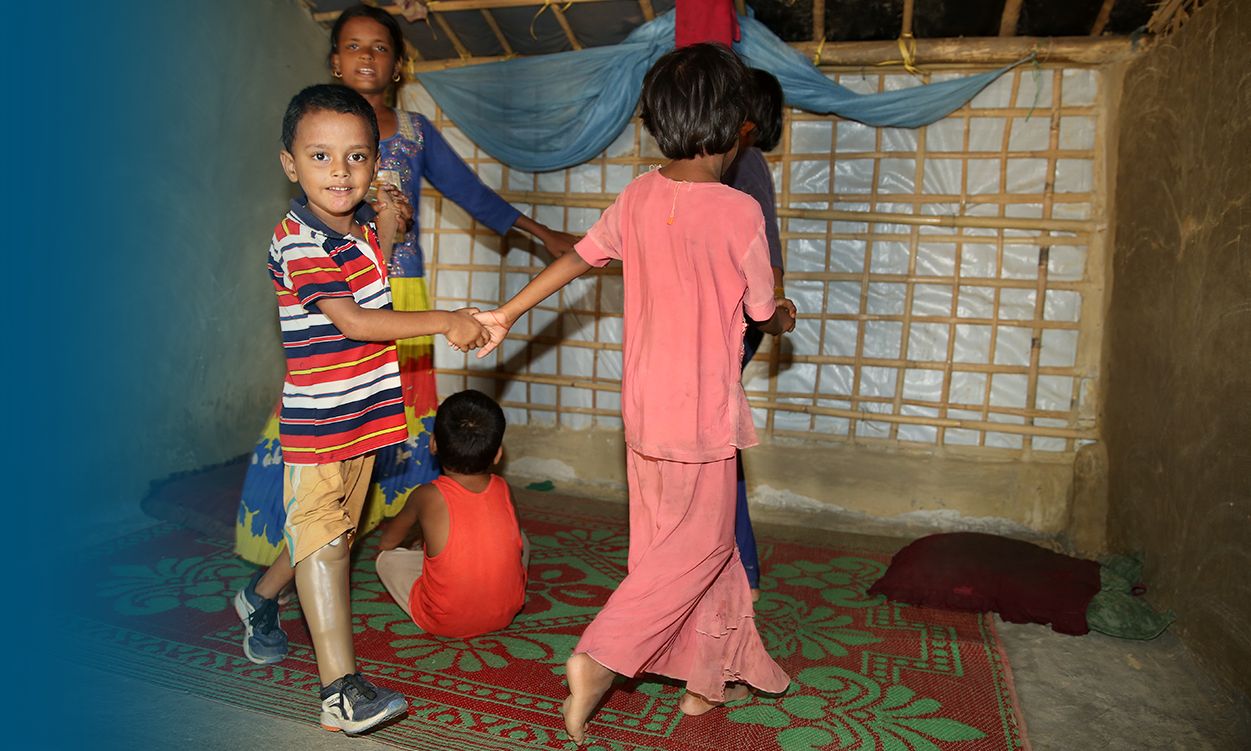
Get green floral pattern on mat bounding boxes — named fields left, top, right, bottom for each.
left=100, top=555, right=254, bottom=615
left=729, top=666, right=986, bottom=750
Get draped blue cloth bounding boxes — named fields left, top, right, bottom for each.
left=418, top=11, right=1023, bottom=173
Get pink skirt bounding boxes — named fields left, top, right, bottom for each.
left=574, top=449, right=789, bottom=701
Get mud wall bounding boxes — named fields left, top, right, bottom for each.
left=77, top=0, right=328, bottom=529
left=1105, top=0, right=1251, bottom=697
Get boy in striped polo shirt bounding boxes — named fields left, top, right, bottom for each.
left=251, top=84, right=487, bottom=735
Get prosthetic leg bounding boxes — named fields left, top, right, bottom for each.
left=297, top=533, right=408, bottom=734
left=295, top=533, right=356, bottom=685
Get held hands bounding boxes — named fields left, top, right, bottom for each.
left=775, top=298, right=798, bottom=334
left=372, top=184, right=412, bottom=240
left=472, top=309, right=513, bottom=358
left=445, top=307, right=490, bottom=352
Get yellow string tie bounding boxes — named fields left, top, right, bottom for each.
left=812, top=36, right=826, bottom=67
left=875, top=32, right=921, bottom=76
left=530, top=0, right=575, bottom=41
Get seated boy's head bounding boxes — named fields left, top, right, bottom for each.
left=745, top=68, right=784, bottom=153
left=641, top=43, right=749, bottom=161
left=433, top=390, right=506, bottom=475
left=278, top=84, right=380, bottom=229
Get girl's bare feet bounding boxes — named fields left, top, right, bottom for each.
left=679, top=683, right=751, bottom=716
left=562, top=652, right=615, bottom=744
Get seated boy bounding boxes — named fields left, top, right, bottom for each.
left=249, top=83, right=487, bottom=735
left=376, top=390, right=529, bottom=638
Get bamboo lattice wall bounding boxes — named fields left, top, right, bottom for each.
left=404, top=62, right=1106, bottom=461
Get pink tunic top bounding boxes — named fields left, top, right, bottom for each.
left=575, top=169, right=778, bottom=463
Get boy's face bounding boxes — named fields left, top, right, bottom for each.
left=279, top=108, right=377, bottom=234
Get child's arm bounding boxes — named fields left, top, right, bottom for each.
left=378, top=485, right=431, bottom=552
left=749, top=298, right=797, bottom=336
left=473, top=251, right=594, bottom=357
left=511, top=215, right=579, bottom=259
left=318, top=298, right=488, bottom=351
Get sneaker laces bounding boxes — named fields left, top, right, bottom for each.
left=342, top=674, right=379, bottom=704
left=249, top=596, right=280, bottom=636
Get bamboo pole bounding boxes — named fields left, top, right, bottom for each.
left=313, top=0, right=615, bottom=21
left=433, top=12, right=473, bottom=59
left=1147, top=0, right=1188, bottom=35
left=637, top=0, right=655, bottom=22
left=550, top=5, right=584, bottom=50
left=902, top=0, right=915, bottom=36
left=482, top=188, right=1096, bottom=234
left=480, top=9, right=514, bottom=56
left=812, top=0, right=825, bottom=42
left=999, top=0, right=1024, bottom=37
left=397, top=35, right=1136, bottom=73
left=799, top=36, right=1135, bottom=67
left=1090, top=0, right=1118, bottom=36
left=439, top=367, right=1096, bottom=439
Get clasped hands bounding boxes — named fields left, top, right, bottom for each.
left=443, top=308, right=512, bottom=356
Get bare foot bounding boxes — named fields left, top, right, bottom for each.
left=679, top=684, right=751, bottom=716
left=562, top=653, right=615, bottom=744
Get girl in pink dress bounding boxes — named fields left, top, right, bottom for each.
left=474, top=43, right=796, bottom=744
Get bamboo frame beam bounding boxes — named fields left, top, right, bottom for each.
left=404, top=35, right=1135, bottom=73
left=799, top=35, right=1135, bottom=67
left=1090, top=0, right=1117, bottom=36
left=1147, top=0, right=1203, bottom=36
left=637, top=0, right=654, bottom=22
left=480, top=9, right=514, bottom=56
left=433, top=12, right=473, bottom=59
left=313, top=0, right=614, bottom=22
left=902, top=0, right=915, bottom=36
left=999, top=0, right=1023, bottom=37
left=812, top=0, right=825, bottom=42
left=550, top=5, right=584, bottom=51
left=436, top=367, right=1096, bottom=439
left=487, top=189, right=1096, bottom=234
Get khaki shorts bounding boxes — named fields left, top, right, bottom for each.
left=283, top=454, right=375, bottom=565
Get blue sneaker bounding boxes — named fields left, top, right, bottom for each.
left=233, top=571, right=288, bottom=664
left=319, top=673, right=408, bottom=735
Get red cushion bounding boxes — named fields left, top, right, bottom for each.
left=867, top=532, right=1101, bottom=635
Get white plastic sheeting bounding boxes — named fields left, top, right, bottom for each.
left=414, top=67, right=1100, bottom=454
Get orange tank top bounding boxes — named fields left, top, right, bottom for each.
left=409, top=475, right=526, bottom=638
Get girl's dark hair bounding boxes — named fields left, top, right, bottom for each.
left=281, top=84, right=380, bottom=152
left=329, top=4, right=406, bottom=66
left=434, top=390, right=506, bottom=475
left=748, top=68, right=785, bottom=152
left=641, top=43, right=749, bottom=160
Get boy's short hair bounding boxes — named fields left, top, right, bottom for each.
left=641, top=43, right=749, bottom=160
left=434, top=390, right=506, bottom=475
left=748, top=68, right=785, bottom=153
left=281, top=84, right=379, bottom=153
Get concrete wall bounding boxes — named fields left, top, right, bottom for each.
left=1104, top=0, right=1251, bottom=697
left=79, top=0, right=328, bottom=528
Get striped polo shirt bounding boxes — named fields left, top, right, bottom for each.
left=269, top=198, right=407, bottom=465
